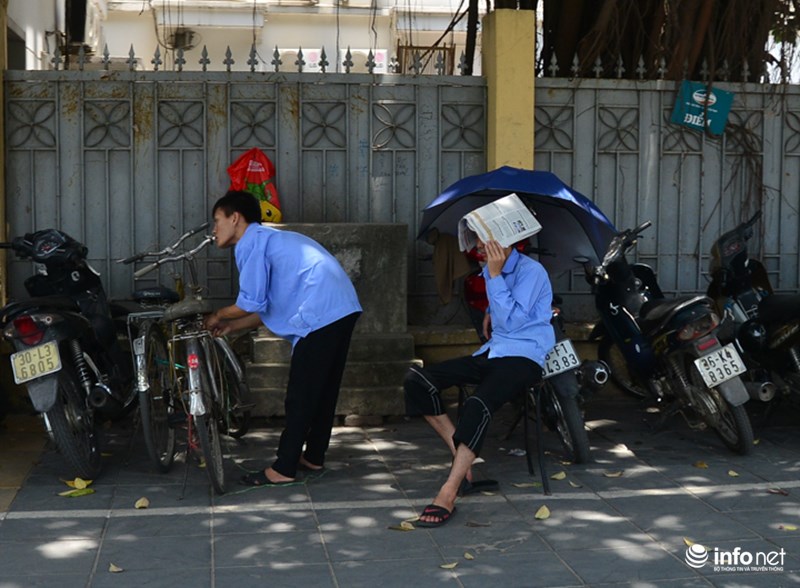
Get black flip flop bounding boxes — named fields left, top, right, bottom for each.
left=415, top=504, right=457, bottom=528
left=459, top=479, right=499, bottom=496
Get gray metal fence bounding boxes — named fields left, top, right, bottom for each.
left=5, top=55, right=800, bottom=324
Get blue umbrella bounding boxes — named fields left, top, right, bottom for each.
left=419, top=166, right=617, bottom=273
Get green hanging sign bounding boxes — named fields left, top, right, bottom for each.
left=670, top=81, right=734, bottom=136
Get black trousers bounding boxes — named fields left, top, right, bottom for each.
left=404, top=353, right=542, bottom=457
left=272, top=312, right=360, bottom=478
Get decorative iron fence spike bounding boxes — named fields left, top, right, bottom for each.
left=700, top=58, right=709, bottom=81
left=719, top=59, right=730, bottom=82
left=615, top=55, right=625, bottom=79
left=102, top=44, right=111, bottom=71
left=593, top=56, right=603, bottom=78
left=175, top=47, right=185, bottom=72
left=636, top=55, right=646, bottom=80
left=571, top=53, right=580, bottom=77
left=742, top=59, right=750, bottom=82
left=296, top=47, right=306, bottom=73
left=390, top=54, right=400, bottom=74
left=51, top=45, right=62, bottom=70
left=458, top=51, right=467, bottom=75
left=152, top=46, right=162, bottom=71
left=128, top=45, right=137, bottom=71
left=657, top=57, right=667, bottom=79
left=224, top=46, right=235, bottom=72
left=367, top=49, right=376, bottom=74
left=435, top=52, right=445, bottom=75
left=248, top=44, right=258, bottom=72
left=319, top=47, right=329, bottom=73
left=272, top=46, right=281, bottom=72
left=411, top=49, right=422, bottom=75
left=199, top=46, right=210, bottom=71
left=343, top=47, right=353, bottom=74
left=547, top=53, right=559, bottom=77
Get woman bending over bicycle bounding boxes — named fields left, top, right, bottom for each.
left=205, top=190, right=362, bottom=486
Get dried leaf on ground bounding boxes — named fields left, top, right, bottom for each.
left=779, top=524, right=798, bottom=531
left=440, top=562, right=458, bottom=569
left=568, top=480, right=583, bottom=488
left=767, top=488, right=790, bottom=496
left=134, top=497, right=150, bottom=509
left=683, top=537, right=696, bottom=547
left=465, top=520, right=492, bottom=527
left=63, top=477, right=92, bottom=489
left=388, top=521, right=415, bottom=531
left=550, top=471, right=567, bottom=480
left=693, top=461, right=709, bottom=469
left=727, top=470, right=739, bottom=477
left=464, top=552, right=474, bottom=560
left=603, top=471, right=624, bottom=478
left=511, top=482, right=542, bottom=488
left=58, top=488, right=96, bottom=498
left=534, top=505, right=551, bottom=520
left=108, top=563, right=123, bottom=573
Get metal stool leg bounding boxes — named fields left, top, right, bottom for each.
left=529, top=384, right=551, bottom=495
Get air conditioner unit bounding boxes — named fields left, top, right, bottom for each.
left=339, top=49, right=388, bottom=73
left=277, top=48, right=322, bottom=72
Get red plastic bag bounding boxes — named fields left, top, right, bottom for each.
left=227, top=148, right=282, bottom=222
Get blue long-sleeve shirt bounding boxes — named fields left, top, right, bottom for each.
left=474, top=248, right=555, bottom=367
left=234, top=223, right=362, bottom=348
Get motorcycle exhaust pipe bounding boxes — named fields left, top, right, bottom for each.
left=745, top=380, right=776, bottom=403
left=579, top=360, right=610, bottom=393
left=87, top=383, right=123, bottom=413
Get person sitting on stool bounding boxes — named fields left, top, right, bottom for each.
left=403, top=234, right=554, bottom=527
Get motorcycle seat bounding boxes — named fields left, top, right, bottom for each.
left=638, top=295, right=713, bottom=338
left=758, top=293, right=800, bottom=325
left=132, top=286, right=181, bottom=305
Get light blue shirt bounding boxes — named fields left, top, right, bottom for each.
left=474, top=248, right=555, bottom=367
left=234, top=223, right=362, bottom=348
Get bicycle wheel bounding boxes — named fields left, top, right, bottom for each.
left=191, top=342, right=226, bottom=495
left=138, top=322, right=176, bottom=473
left=44, top=360, right=102, bottom=479
left=215, top=338, right=251, bottom=438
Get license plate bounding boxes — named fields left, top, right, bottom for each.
left=10, top=341, right=62, bottom=384
left=693, top=343, right=746, bottom=388
left=543, top=339, right=580, bottom=379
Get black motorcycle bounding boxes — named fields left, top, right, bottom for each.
left=583, top=221, right=755, bottom=455
left=707, top=210, right=800, bottom=406
left=0, top=229, right=138, bottom=478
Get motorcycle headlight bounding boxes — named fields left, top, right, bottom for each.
left=677, top=312, right=719, bottom=342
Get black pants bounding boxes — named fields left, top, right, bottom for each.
left=404, top=353, right=542, bottom=457
left=272, top=312, right=360, bottom=478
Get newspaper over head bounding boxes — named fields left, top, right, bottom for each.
left=458, top=193, right=543, bottom=252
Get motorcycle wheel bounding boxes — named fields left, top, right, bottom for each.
left=214, top=339, right=251, bottom=439
left=138, top=322, right=176, bottom=473
left=598, top=339, right=648, bottom=399
left=685, top=360, right=754, bottom=455
left=44, top=363, right=102, bottom=479
left=543, top=382, right=591, bottom=464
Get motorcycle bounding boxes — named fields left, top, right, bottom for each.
left=583, top=221, right=755, bottom=455
left=706, top=210, right=800, bottom=407
left=463, top=246, right=609, bottom=464
left=0, top=229, right=138, bottom=478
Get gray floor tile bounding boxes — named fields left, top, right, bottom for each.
left=213, top=530, right=328, bottom=566
left=97, top=534, right=211, bottom=571
left=215, top=563, right=335, bottom=588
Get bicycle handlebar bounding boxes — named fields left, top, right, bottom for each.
left=132, top=235, right=215, bottom=279
left=118, top=222, right=211, bottom=265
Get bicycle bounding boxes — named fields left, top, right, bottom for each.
left=119, top=223, right=252, bottom=494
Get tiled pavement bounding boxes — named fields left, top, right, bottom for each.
left=2, top=392, right=800, bottom=588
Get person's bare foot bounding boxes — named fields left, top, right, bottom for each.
left=299, top=455, right=323, bottom=471
left=265, top=467, right=294, bottom=483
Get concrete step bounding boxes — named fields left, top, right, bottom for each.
left=247, top=385, right=405, bottom=417
left=252, top=332, right=416, bottom=364
left=247, top=359, right=418, bottom=391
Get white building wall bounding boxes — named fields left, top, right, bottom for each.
left=7, top=0, right=61, bottom=70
